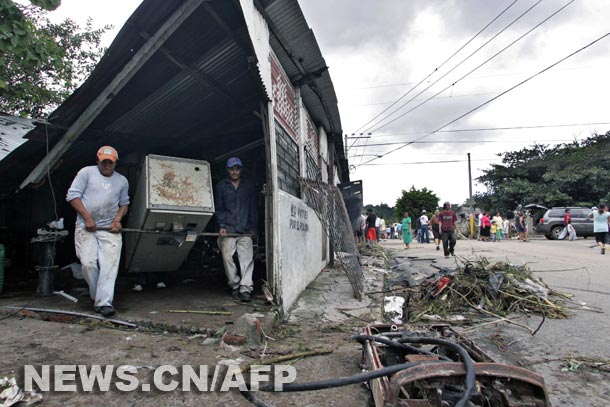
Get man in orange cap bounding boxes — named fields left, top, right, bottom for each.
left=66, top=146, right=129, bottom=317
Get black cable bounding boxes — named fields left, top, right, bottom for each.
left=353, top=0, right=520, bottom=134
left=365, top=122, right=610, bottom=138
left=368, top=0, right=574, bottom=133
left=358, top=29, right=610, bottom=167
left=351, top=334, right=452, bottom=361
left=351, top=0, right=521, bottom=165
left=258, top=360, right=430, bottom=392
left=396, top=337, right=476, bottom=407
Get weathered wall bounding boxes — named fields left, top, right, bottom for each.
left=277, top=190, right=324, bottom=311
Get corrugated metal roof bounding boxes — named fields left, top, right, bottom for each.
left=0, top=0, right=348, bottom=193
left=0, top=114, right=36, bottom=161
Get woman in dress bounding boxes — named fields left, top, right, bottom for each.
left=401, top=211, right=412, bottom=249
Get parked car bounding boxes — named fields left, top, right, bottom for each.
left=536, top=207, right=594, bottom=239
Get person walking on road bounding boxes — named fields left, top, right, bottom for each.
left=401, top=212, right=412, bottom=249
left=419, top=210, right=430, bottom=243
left=66, top=146, right=129, bottom=317
left=430, top=209, right=441, bottom=250
left=558, top=208, right=571, bottom=240
left=515, top=212, right=528, bottom=242
left=365, top=208, right=377, bottom=245
left=589, top=204, right=610, bottom=255
left=439, top=202, right=457, bottom=257
left=480, top=211, right=491, bottom=242
left=215, top=157, right=258, bottom=302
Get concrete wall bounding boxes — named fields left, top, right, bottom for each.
left=277, top=190, right=324, bottom=311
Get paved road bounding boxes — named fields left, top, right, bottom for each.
left=383, top=236, right=610, bottom=406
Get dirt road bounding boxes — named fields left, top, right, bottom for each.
left=1, top=236, right=609, bottom=406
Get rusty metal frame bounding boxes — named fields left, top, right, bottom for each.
left=361, top=324, right=550, bottom=407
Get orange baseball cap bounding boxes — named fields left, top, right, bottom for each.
left=97, top=146, right=118, bottom=162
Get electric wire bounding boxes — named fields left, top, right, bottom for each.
left=347, top=139, right=581, bottom=152
left=357, top=29, right=610, bottom=167
left=350, top=0, right=521, bottom=165
left=367, top=0, right=574, bottom=134
left=364, top=122, right=610, bottom=138
left=357, top=158, right=502, bottom=166
left=352, top=0, right=520, bottom=135
left=362, top=0, right=543, bottom=134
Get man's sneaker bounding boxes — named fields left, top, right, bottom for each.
left=450, top=251, right=455, bottom=256
left=99, top=306, right=115, bottom=317
left=231, top=288, right=240, bottom=298
left=239, top=291, right=252, bottom=302
left=156, top=282, right=166, bottom=289
left=131, top=284, right=143, bottom=292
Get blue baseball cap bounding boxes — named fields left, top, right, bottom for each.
left=226, top=157, right=243, bottom=168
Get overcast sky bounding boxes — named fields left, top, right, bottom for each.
left=49, top=0, right=610, bottom=207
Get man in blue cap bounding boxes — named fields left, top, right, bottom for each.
left=214, top=157, right=258, bottom=301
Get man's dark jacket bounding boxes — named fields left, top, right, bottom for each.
left=214, top=178, right=257, bottom=234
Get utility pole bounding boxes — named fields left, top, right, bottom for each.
left=467, top=152, right=472, bottom=199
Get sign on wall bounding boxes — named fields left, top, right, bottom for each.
left=271, top=55, right=298, bottom=141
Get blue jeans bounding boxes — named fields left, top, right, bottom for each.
left=421, top=224, right=430, bottom=243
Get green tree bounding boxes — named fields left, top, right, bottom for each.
left=0, top=0, right=110, bottom=117
left=476, top=131, right=610, bottom=213
left=364, top=203, right=394, bottom=222
left=394, top=186, right=439, bottom=222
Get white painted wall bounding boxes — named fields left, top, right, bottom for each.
left=239, top=2, right=329, bottom=314
left=277, top=190, right=324, bottom=311
left=318, top=127, right=329, bottom=183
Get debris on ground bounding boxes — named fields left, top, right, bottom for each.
left=0, top=376, right=42, bottom=406
left=560, top=354, right=610, bottom=373
left=383, top=296, right=405, bottom=324
left=396, top=258, right=573, bottom=322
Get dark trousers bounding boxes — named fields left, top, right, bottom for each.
left=441, top=230, right=457, bottom=256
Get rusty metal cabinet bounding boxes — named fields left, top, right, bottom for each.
left=125, top=154, right=214, bottom=273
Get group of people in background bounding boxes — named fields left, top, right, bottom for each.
left=475, top=211, right=511, bottom=242
left=399, top=203, right=457, bottom=258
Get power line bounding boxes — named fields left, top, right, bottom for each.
left=350, top=0, right=521, bottom=166
left=342, top=92, right=500, bottom=107
left=357, top=29, right=610, bottom=167
left=347, top=65, right=595, bottom=91
left=357, top=158, right=502, bottom=166
left=368, top=0, right=574, bottom=134
left=352, top=0, right=520, bottom=135
left=348, top=139, right=579, bottom=151
left=366, top=122, right=610, bottom=138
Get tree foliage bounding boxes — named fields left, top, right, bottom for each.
left=364, top=203, right=395, bottom=222
left=394, top=186, right=439, bottom=222
left=475, top=131, right=610, bottom=215
left=0, top=0, right=110, bottom=117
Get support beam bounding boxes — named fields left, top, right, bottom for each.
left=19, top=0, right=205, bottom=190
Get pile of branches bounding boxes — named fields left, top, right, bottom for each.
left=406, top=258, right=572, bottom=321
